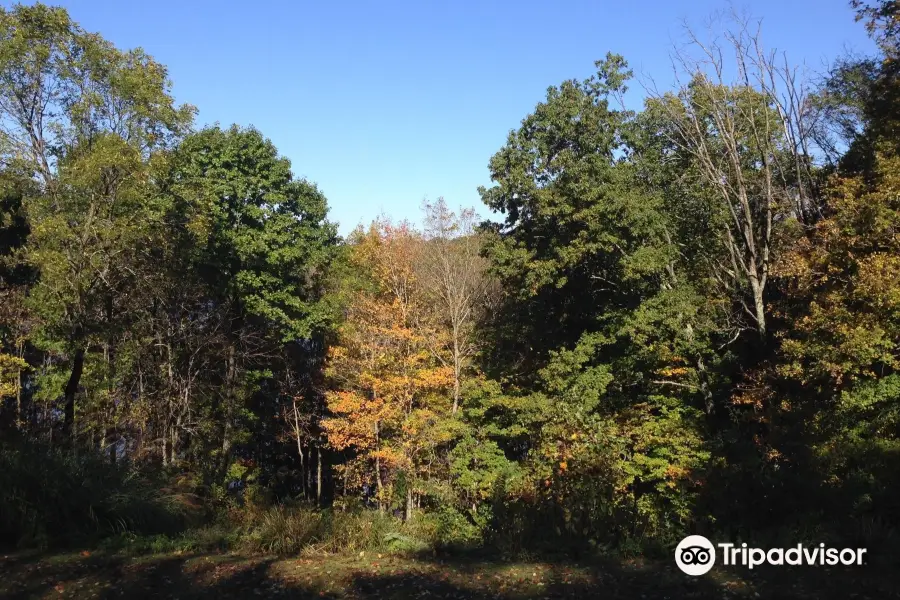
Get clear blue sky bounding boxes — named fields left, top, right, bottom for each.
left=23, top=1, right=874, bottom=234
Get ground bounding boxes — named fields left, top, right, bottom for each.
left=0, top=550, right=896, bottom=599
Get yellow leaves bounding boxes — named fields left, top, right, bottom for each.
left=853, top=252, right=900, bottom=309
left=0, top=353, right=26, bottom=399
left=775, top=151, right=900, bottom=388
left=325, top=218, right=464, bottom=497
left=656, top=366, right=689, bottom=377
left=730, top=390, right=765, bottom=410
left=664, top=464, right=688, bottom=481
left=327, top=346, right=348, bottom=360
left=415, top=365, right=454, bottom=389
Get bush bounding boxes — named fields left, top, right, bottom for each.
left=435, top=506, right=486, bottom=548
left=241, top=505, right=327, bottom=554
left=322, top=509, right=401, bottom=554
left=0, top=439, right=200, bottom=549
left=238, top=504, right=442, bottom=556
left=99, top=525, right=239, bottom=555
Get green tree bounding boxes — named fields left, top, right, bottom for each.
left=478, top=55, right=714, bottom=544
left=166, top=125, right=337, bottom=479
left=0, top=3, right=194, bottom=441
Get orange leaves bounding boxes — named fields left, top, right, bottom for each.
left=656, top=366, right=689, bottom=378
left=415, top=364, right=455, bottom=389
left=324, top=220, right=456, bottom=497
left=321, top=391, right=381, bottom=451
left=370, top=447, right=407, bottom=469
left=664, top=464, right=688, bottom=481
left=325, top=390, right=369, bottom=413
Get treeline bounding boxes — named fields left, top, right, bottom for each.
left=2, top=1, right=900, bottom=555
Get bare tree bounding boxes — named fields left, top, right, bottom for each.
left=647, top=14, right=821, bottom=338
left=417, top=198, right=497, bottom=414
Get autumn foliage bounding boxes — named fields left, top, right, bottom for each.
left=324, top=221, right=457, bottom=515
left=4, top=1, right=900, bottom=561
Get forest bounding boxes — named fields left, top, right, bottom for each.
left=1, top=1, right=900, bottom=597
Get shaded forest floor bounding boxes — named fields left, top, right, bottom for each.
left=1, top=549, right=897, bottom=599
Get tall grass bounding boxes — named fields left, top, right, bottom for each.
left=0, top=439, right=200, bottom=549
left=241, top=505, right=420, bottom=555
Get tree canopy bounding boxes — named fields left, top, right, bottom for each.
left=2, top=1, right=900, bottom=566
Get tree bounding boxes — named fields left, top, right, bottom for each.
left=774, top=1, right=900, bottom=466
left=0, top=3, right=194, bottom=442
left=853, top=0, right=900, bottom=54
left=26, top=134, right=168, bottom=441
left=477, top=54, right=716, bottom=544
left=164, top=125, right=337, bottom=479
left=0, top=165, right=35, bottom=429
left=478, top=54, right=642, bottom=380
left=324, top=221, right=454, bottom=516
left=646, top=17, right=821, bottom=338
left=0, top=4, right=193, bottom=186
left=417, top=198, right=497, bottom=414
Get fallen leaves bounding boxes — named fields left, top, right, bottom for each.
left=1, top=549, right=892, bottom=600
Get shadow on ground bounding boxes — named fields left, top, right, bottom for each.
left=0, top=549, right=896, bottom=599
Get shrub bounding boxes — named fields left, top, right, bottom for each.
left=242, top=505, right=327, bottom=554
left=0, top=439, right=199, bottom=549
left=238, top=504, right=443, bottom=556
left=98, top=524, right=239, bottom=555
left=449, top=506, right=489, bottom=546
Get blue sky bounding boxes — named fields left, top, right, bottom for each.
left=26, top=1, right=874, bottom=234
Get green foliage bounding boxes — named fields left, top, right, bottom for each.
left=0, top=439, right=199, bottom=548
left=169, top=125, right=338, bottom=340
left=0, top=3, right=194, bottom=162
left=240, top=505, right=436, bottom=556
left=473, top=53, right=720, bottom=549
left=241, top=505, right=329, bottom=555
left=449, top=435, right=519, bottom=506
left=3, top=0, right=900, bottom=565
left=478, top=54, right=653, bottom=378
left=99, top=525, right=239, bottom=555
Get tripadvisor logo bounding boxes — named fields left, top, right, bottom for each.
left=676, top=535, right=716, bottom=575
left=674, top=535, right=868, bottom=576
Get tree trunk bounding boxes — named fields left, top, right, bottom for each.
left=375, top=421, right=384, bottom=512
left=107, top=428, right=117, bottom=465
left=162, top=420, right=169, bottom=466
left=221, top=342, right=236, bottom=478
left=299, top=446, right=307, bottom=500
left=14, top=339, right=23, bottom=428
left=452, top=332, right=461, bottom=414
left=751, top=275, right=767, bottom=338
left=14, top=366, right=22, bottom=429
left=171, top=414, right=180, bottom=465
left=292, top=400, right=307, bottom=499
left=316, top=446, right=323, bottom=505
left=62, top=347, right=85, bottom=441
left=697, top=356, right=714, bottom=415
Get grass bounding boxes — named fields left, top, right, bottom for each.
left=1, top=547, right=897, bottom=599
